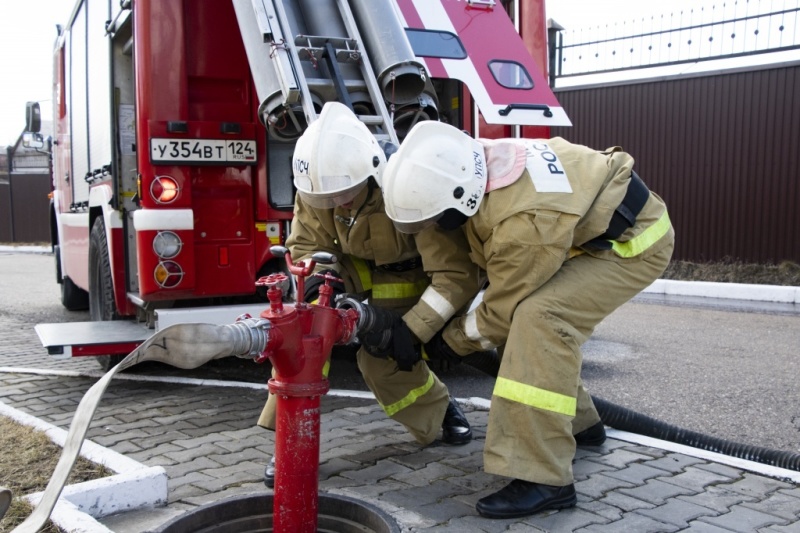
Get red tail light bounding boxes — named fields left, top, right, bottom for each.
left=150, top=176, right=180, bottom=204
left=154, top=260, right=184, bottom=288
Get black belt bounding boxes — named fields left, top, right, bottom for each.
left=374, top=256, right=423, bottom=273
left=597, top=170, right=650, bottom=241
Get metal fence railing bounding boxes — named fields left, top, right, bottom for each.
left=550, top=0, right=800, bottom=81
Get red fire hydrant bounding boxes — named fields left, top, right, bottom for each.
left=250, top=248, right=358, bottom=533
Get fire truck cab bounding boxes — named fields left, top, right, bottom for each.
left=35, top=0, right=569, bottom=367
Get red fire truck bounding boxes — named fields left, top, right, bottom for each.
left=30, top=0, right=569, bottom=368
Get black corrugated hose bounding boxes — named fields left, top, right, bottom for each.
left=592, top=396, right=800, bottom=472
left=460, top=349, right=800, bottom=473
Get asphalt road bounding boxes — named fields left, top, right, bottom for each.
left=1, top=249, right=798, bottom=455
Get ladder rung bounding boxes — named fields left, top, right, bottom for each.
left=372, top=133, right=393, bottom=143
left=357, top=115, right=386, bottom=126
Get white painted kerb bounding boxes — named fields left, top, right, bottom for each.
left=0, top=400, right=167, bottom=532
left=643, top=279, right=800, bottom=304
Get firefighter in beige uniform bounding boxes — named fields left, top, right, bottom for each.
left=380, top=121, right=675, bottom=519
left=258, top=103, right=484, bottom=487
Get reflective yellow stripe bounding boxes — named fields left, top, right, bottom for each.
left=610, top=211, right=672, bottom=258
left=372, top=278, right=429, bottom=300
left=568, top=247, right=585, bottom=259
left=494, top=377, right=576, bottom=416
left=351, top=257, right=373, bottom=291
left=350, top=256, right=428, bottom=300
left=380, top=372, right=435, bottom=417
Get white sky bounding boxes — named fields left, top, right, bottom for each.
left=546, top=0, right=699, bottom=31
left=0, top=1, right=73, bottom=147
left=0, top=0, right=795, bottom=147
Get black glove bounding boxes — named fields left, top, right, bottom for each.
left=424, top=331, right=462, bottom=366
left=362, top=309, right=420, bottom=372
left=303, top=269, right=345, bottom=303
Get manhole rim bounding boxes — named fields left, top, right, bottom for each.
left=154, top=491, right=401, bottom=533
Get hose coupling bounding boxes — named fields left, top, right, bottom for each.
left=225, top=317, right=272, bottom=358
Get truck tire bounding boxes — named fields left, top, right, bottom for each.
left=89, top=218, right=124, bottom=371
left=55, top=243, right=62, bottom=283
left=56, top=244, right=89, bottom=311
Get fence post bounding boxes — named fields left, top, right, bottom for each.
left=3, top=146, right=14, bottom=242
left=547, top=19, right=564, bottom=88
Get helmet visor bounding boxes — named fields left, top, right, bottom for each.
left=297, top=181, right=367, bottom=209
left=390, top=207, right=443, bottom=234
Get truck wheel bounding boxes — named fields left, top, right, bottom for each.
left=55, top=243, right=62, bottom=283
left=89, top=218, right=124, bottom=371
left=57, top=244, right=89, bottom=311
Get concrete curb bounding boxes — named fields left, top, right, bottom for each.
left=2, top=245, right=798, bottom=304
left=0, top=245, right=51, bottom=254
left=0, top=400, right=167, bottom=533
left=643, top=278, right=800, bottom=304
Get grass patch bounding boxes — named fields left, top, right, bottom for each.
left=662, top=258, right=800, bottom=286
left=0, top=416, right=113, bottom=533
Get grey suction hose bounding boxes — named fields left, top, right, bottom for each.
left=455, top=346, right=800, bottom=473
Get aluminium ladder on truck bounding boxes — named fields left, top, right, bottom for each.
left=233, top=0, right=426, bottom=144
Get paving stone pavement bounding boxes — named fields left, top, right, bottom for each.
left=1, top=311, right=799, bottom=532
left=1, top=371, right=799, bottom=532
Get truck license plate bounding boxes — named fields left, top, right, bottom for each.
left=150, top=138, right=256, bottom=165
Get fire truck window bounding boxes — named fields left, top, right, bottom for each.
left=405, top=29, right=467, bottom=59
left=488, top=60, right=533, bottom=90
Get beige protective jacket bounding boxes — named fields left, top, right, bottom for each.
left=443, top=137, right=673, bottom=354
left=287, top=181, right=484, bottom=342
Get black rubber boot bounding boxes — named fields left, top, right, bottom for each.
left=263, top=456, right=275, bottom=488
left=476, top=479, right=577, bottom=519
left=574, top=421, right=606, bottom=446
left=441, top=398, right=472, bottom=445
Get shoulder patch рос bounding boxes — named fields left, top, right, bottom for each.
left=523, top=141, right=572, bottom=193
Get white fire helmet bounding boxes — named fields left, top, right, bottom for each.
left=382, top=121, right=487, bottom=233
left=292, top=101, right=386, bottom=208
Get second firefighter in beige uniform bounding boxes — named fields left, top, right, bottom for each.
left=257, top=103, right=484, bottom=486
left=381, top=122, right=675, bottom=519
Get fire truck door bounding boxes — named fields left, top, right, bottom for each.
left=395, top=0, right=571, bottom=127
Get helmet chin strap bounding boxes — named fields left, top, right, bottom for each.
left=436, top=208, right=468, bottom=230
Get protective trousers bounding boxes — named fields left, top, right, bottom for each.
left=257, top=351, right=449, bottom=444
left=484, top=241, right=674, bottom=485
left=257, top=261, right=451, bottom=445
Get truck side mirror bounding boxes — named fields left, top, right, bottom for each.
left=22, top=132, right=46, bottom=150
left=26, top=101, right=42, bottom=133
left=22, top=132, right=44, bottom=150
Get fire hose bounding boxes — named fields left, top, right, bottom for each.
left=317, top=299, right=800, bottom=472
left=345, top=325, right=800, bottom=473
left=11, top=320, right=274, bottom=533
left=13, top=246, right=363, bottom=533
left=338, top=301, right=800, bottom=473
